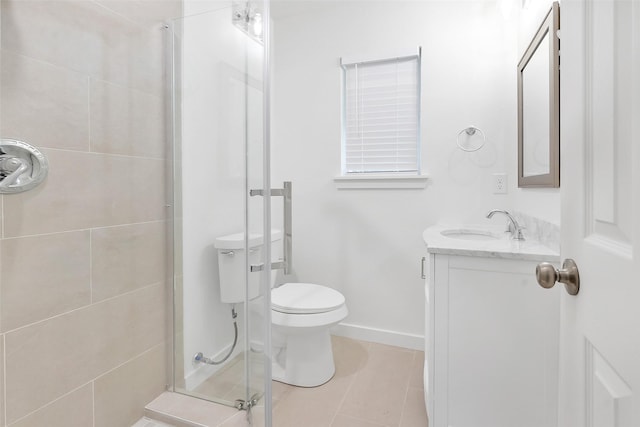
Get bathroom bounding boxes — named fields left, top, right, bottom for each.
left=0, top=0, right=638, bottom=426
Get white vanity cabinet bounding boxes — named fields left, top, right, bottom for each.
left=423, top=227, right=560, bottom=427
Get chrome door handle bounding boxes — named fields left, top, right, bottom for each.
left=536, top=259, right=580, bottom=295
left=421, top=256, right=426, bottom=279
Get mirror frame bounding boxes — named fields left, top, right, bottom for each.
left=517, top=2, right=560, bottom=188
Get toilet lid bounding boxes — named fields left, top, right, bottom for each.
left=271, top=283, right=345, bottom=314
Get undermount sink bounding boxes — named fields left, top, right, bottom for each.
left=440, top=228, right=500, bottom=241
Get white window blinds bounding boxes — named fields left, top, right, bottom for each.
left=342, top=53, right=420, bottom=175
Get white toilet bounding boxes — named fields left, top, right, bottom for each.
left=214, top=231, right=348, bottom=387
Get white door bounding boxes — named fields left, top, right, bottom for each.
left=559, top=0, right=640, bottom=426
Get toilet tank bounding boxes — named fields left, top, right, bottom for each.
left=215, top=230, right=283, bottom=304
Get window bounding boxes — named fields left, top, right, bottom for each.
left=341, top=50, right=421, bottom=175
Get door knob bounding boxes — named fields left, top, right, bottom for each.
left=536, top=259, right=580, bottom=295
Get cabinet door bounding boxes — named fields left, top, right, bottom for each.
left=430, top=255, right=559, bottom=427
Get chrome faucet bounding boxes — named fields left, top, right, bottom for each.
left=486, top=209, right=525, bottom=240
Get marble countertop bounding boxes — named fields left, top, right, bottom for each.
left=422, top=224, right=560, bottom=262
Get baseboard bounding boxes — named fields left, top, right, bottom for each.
left=332, top=322, right=424, bottom=351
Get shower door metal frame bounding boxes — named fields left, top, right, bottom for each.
left=163, top=19, right=178, bottom=397
left=259, top=1, right=273, bottom=424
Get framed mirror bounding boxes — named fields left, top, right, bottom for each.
left=518, top=2, right=560, bottom=188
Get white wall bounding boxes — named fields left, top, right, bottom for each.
left=272, top=1, right=521, bottom=346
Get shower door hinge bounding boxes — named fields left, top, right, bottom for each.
left=234, top=394, right=260, bottom=411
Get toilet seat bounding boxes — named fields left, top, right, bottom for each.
left=272, top=283, right=345, bottom=314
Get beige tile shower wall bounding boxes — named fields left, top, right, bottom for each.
left=0, top=231, right=91, bottom=331
left=91, top=221, right=167, bottom=302
left=94, top=343, right=168, bottom=427
left=0, top=51, right=90, bottom=152
left=0, top=0, right=181, bottom=426
left=7, top=385, right=94, bottom=427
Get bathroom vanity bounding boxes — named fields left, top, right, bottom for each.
left=422, top=225, right=560, bottom=427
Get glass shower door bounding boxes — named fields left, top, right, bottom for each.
left=168, top=0, right=271, bottom=424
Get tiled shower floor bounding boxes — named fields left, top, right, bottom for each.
left=142, top=336, right=428, bottom=427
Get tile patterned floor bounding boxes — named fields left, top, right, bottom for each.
left=273, top=336, right=427, bottom=427
left=143, top=336, right=428, bottom=427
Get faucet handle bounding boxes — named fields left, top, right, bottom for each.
left=486, top=209, right=525, bottom=240
left=506, top=222, right=526, bottom=233
left=510, top=224, right=526, bottom=240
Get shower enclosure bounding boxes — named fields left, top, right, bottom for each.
left=167, top=0, right=274, bottom=424
left=0, top=1, right=184, bottom=426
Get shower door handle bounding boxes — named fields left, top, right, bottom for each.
left=249, top=181, right=292, bottom=274
left=283, top=181, right=292, bottom=274
left=271, top=181, right=292, bottom=274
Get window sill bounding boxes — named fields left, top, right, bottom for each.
left=334, top=174, right=430, bottom=190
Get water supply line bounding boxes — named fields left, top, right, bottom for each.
left=193, top=305, right=238, bottom=365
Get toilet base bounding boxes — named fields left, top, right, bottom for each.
left=272, top=327, right=336, bottom=387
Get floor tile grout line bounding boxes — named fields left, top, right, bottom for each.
left=397, top=350, right=421, bottom=427
left=332, top=412, right=389, bottom=427
left=397, top=376, right=412, bottom=427
left=328, top=339, right=371, bottom=426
